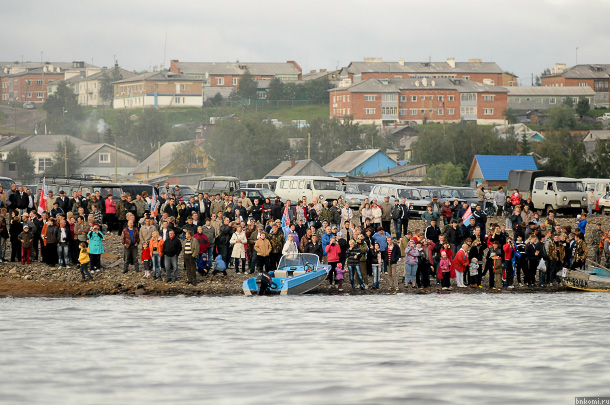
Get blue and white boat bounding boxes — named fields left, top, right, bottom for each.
left=242, top=253, right=330, bottom=296
left=562, top=263, right=610, bottom=292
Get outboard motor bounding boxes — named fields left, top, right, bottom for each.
left=256, top=272, right=273, bottom=295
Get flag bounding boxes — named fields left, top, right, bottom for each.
left=281, top=205, right=291, bottom=238
left=462, top=206, right=473, bottom=224
left=151, top=188, right=158, bottom=217
left=37, top=178, right=48, bottom=214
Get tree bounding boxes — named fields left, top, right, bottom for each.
left=575, top=97, right=590, bottom=118
left=520, top=131, right=531, bottom=156
left=43, top=81, right=83, bottom=135
left=591, top=140, right=610, bottom=178
left=168, top=141, right=208, bottom=173
left=46, top=138, right=81, bottom=175
left=545, top=105, right=577, bottom=130
left=7, top=146, right=35, bottom=183
left=210, top=92, right=223, bottom=107
left=422, top=163, right=466, bottom=186
left=537, top=129, right=592, bottom=177
left=503, top=108, right=518, bottom=124
left=266, top=78, right=286, bottom=101
left=100, top=64, right=124, bottom=104
left=237, top=70, right=258, bottom=101
left=128, top=109, right=170, bottom=160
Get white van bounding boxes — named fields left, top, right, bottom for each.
left=275, top=176, right=344, bottom=203
left=245, top=178, right=277, bottom=191
left=369, top=184, right=429, bottom=216
left=580, top=178, right=610, bottom=201
left=531, top=177, right=586, bottom=214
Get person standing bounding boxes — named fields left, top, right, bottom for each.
left=452, top=244, right=469, bottom=288
left=230, top=225, right=247, bottom=274
left=183, top=231, right=199, bottom=285
left=380, top=196, right=393, bottom=234
left=391, top=199, right=403, bottom=239
left=78, top=242, right=94, bottom=281
left=18, top=224, right=34, bottom=264
left=404, top=240, right=419, bottom=288
left=163, top=230, right=182, bottom=282
left=386, top=236, right=400, bottom=292
left=588, top=189, right=596, bottom=216
left=254, top=232, right=271, bottom=272
left=121, top=220, right=140, bottom=273
left=87, top=224, right=104, bottom=272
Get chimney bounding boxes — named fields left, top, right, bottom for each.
left=290, top=158, right=295, bottom=168
left=446, top=57, right=455, bottom=69
left=398, top=59, right=404, bottom=67
left=468, top=58, right=482, bottom=64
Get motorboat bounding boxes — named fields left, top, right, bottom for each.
left=242, top=253, right=330, bottom=295
left=562, top=263, right=610, bottom=292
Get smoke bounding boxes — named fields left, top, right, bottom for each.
left=97, top=118, right=108, bottom=134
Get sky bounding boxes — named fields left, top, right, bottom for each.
left=2, top=0, right=610, bottom=84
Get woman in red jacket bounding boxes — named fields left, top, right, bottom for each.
left=451, top=244, right=469, bottom=287
left=325, top=235, right=341, bottom=287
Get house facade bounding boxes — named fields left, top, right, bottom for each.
left=505, top=86, right=595, bottom=110
left=330, top=77, right=508, bottom=125
left=541, top=63, right=610, bottom=107
left=112, top=71, right=204, bottom=109
left=323, top=149, right=397, bottom=177
left=339, top=57, right=517, bottom=88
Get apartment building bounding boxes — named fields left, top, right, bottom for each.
left=541, top=63, right=610, bottom=107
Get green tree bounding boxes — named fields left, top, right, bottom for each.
left=7, top=146, right=35, bottom=183
left=46, top=138, right=81, bottom=175
left=537, top=129, right=592, bottom=177
left=520, top=131, right=531, bottom=155
left=128, top=109, right=170, bottom=160
left=210, top=92, right=223, bottom=107
left=422, top=162, right=466, bottom=186
left=237, top=70, right=258, bottom=101
left=168, top=141, right=208, bottom=173
left=575, top=97, right=590, bottom=118
left=303, top=77, right=335, bottom=104
left=503, top=108, right=518, bottom=124
left=267, top=78, right=286, bottom=101
left=43, top=81, right=83, bottom=135
left=591, top=140, right=610, bottom=178
left=100, top=64, right=124, bottom=104
left=206, top=118, right=290, bottom=179
left=545, top=105, right=577, bottom=130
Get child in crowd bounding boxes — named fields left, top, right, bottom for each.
left=141, top=241, right=151, bottom=278
left=18, top=225, right=33, bottom=264
left=438, top=251, right=452, bottom=290
left=492, top=252, right=503, bottom=291
left=78, top=242, right=93, bottom=281
left=210, top=254, right=228, bottom=280
left=371, top=243, right=382, bottom=289
left=469, top=258, right=479, bottom=288
left=197, top=253, right=210, bottom=276
left=335, top=263, right=346, bottom=292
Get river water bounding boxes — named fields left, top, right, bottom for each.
left=1, top=293, right=609, bottom=404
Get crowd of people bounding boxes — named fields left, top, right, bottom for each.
left=1, top=180, right=609, bottom=291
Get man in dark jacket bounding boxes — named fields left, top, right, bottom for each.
left=391, top=199, right=403, bottom=239
left=55, top=190, right=70, bottom=214
left=400, top=199, right=411, bottom=239
left=121, top=220, right=140, bottom=273
left=424, top=219, right=441, bottom=245
left=163, top=229, right=182, bottom=282
left=304, top=234, right=323, bottom=261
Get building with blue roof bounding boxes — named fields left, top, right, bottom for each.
left=467, top=154, right=537, bottom=188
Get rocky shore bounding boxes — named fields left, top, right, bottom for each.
left=1, top=216, right=607, bottom=298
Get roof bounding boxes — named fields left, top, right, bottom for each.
left=131, top=141, right=191, bottom=174
left=470, top=155, right=537, bottom=181
left=343, top=59, right=506, bottom=76
left=330, top=77, right=507, bottom=94
left=505, top=86, right=596, bottom=96
left=364, top=164, right=426, bottom=178
left=113, top=71, right=203, bottom=84
left=543, top=64, right=610, bottom=79
left=323, top=149, right=385, bottom=173
left=583, top=130, right=610, bottom=142
left=78, top=143, right=137, bottom=162
left=266, top=159, right=328, bottom=177
left=0, top=135, right=91, bottom=153
left=173, top=61, right=301, bottom=77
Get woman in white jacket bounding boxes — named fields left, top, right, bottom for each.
left=282, top=233, right=299, bottom=258
left=230, top=226, right=248, bottom=274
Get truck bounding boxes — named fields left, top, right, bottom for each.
left=507, top=169, right=561, bottom=200
left=196, top=176, right=240, bottom=196
left=531, top=177, right=586, bottom=214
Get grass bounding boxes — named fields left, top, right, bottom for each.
left=0, top=110, right=6, bottom=125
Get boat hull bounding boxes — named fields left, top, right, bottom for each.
left=562, top=266, right=610, bottom=292
left=242, top=267, right=330, bottom=296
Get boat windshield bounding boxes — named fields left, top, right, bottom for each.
left=277, top=253, right=320, bottom=269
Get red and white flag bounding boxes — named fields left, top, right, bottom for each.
left=37, top=178, right=48, bottom=214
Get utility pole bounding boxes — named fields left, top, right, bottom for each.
left=576, top=47, right=579, bottom=65
left=158, top=141, right=161, bottom=173
left=64, top=142, right=68, bottom=176
left=307, top=133, right=311, bottom=159
left=114, top=143, right=118, bottom=182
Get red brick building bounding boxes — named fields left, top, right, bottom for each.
left=541, top=63, right=610, bottom=107
left=339, top=57, right=517, bottom=87
left=169, top=60, right=302, bottom=89
left=329, top=77, right=508, bottom=125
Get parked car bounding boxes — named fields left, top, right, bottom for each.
left=274, top=176, right=344, bottom=203
left=238, top=187, right=280, bottom=202
left=245, top=178, right=277, bottom=191
left=597, top=192, right=610, bottom=215
left=343, top=183, right=372, bottom=208
left=531, top=177, right=586, bottom=214
left=171, top=185, right=196, bottom=200
left=197, top=176, right=240, bottom=196
left=0, top=176, right=15, bottom=190
left=23, top=102, right=35, bottom=109
left=368, top=184, right=428, bottom=217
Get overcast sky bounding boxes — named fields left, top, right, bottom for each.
left=2, top=0, right=609, bottom=85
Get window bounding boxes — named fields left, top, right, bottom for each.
left=399, top=109, right=407, bottom=116
left=534, top=181, right=544, bottom=190
left=38, top=158, right=52, bottom=172
left=382, top=93, right=397, bottom=102
left=483, top=79, right=495, bottom=85
left=365, top=95, right=376, bottom=101
left=410, top=109, right=418, bottom=115
left=257, top=91, right=267, bottom=99
left=280, top=180, right=289, bottom=188
left=382, top=106, right=398, bottom=115
left=181, top=84, right=186, bottom=90
left=364, top=108, right=376, bottom=115
left=461, top=93, right=476, bottom=102
left=37, top=80, right=43, bottom=86
left=216, top=77, right=224, bottom=85
left=290, top=180, right=298, bottom=188
left=448, top=95, right=455, bottom=102
left=483, top=108, right=494, bottom=115
left=411, top=96, right=417, bottom=102
left=437, top=95, right=444, bottom=101
left=99, top=153, right=110, bottom=163
left=428, top=96, right=433, bottom=101
left=448, top=108, right=455, bottom=115
left=437, top=109, right=444, bottom=115
left=394, top=75, right=402, bottom=79
left=26, top=92, right=32, bottom=98
left=483, top=95, right=495, bottom=101
left=175, top=97, right=183, bottom=103
left=233, top=78, right=238, bottom=86
left=461, top=106, right=476, bottom=115
left=420, top=96, right=425, bottom=101
left=36, top=92, right=43, bottom=98
left=400, top=95, right=406, bottom=102
left=572, top=97, right=578, bottom=104
left=464, top=76, right=470, bottom=80
left=578, top=82, right=588, bottom=87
